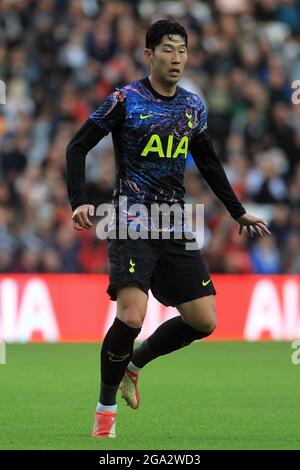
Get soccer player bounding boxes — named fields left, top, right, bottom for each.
left=66, top=20, right=271, bottom=438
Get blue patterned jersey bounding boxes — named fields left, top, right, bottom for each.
left=89, top=77, right=207, bottom=212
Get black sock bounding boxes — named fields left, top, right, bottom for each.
left=100, top=317, right=141, bottom=405
left=131, top=316, right=208, bottom=369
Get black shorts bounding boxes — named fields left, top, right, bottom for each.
left=107, top=237, right=216, bottom=307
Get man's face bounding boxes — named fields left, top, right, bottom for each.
left=145, top=34, right=188, bottom=85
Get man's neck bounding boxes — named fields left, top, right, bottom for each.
left=148, top=75, right=176, bottom=97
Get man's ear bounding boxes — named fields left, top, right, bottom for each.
left=144, top=48, right=153, bottom=65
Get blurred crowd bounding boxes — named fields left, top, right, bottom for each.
left=0, top=0, right=299, bottom=275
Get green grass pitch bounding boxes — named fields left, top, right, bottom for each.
left=0, top=342, right=299, bottom=450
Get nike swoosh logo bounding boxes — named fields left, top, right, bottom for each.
left=202, top=279, right=211, bottom=286
left=140, top=114, right=152, bottom=119
left=108, top=351, right=130, bottom=362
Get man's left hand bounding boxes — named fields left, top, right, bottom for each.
left=237, top=213, right=272, bottom=238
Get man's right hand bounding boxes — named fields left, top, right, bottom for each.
left=72, top=204, right=94, bottom=231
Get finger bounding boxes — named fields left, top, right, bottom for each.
left=89, top=205, right=95, bottom=217
left=72, top=213, right=83, bottom=226
left=80, top=212, right=93, bottom=229
left=253, top=218, right=269, bottom=225
left=76, top=211, right=93, bottom=229
left=256, top=222, right=267, bottom=228
left=73, top=212, right=91, bottom=230
left=261, top=225, right=272, bottom=235
left=239, top=225, right=243, bottom=235
left=73, top=221, right=83, bottom=231
left=253, top=225, right=263, bottom=237
left=255, top=221, right=268, bottom=227
left=247, top=226, right=253, bottom=238
left=78, top=208, right=93, bottom=228
left=255, top=222, right=271, bottom=235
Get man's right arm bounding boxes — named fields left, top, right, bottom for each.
left=66, top=119, right=108, bottom=213
left=66, top=89, right=126, bottom=229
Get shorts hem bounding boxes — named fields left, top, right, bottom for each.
left=153, top=288, right=217, bottom=307
left=107, top=281, right=149, bottom=301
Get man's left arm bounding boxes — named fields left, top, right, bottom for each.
left=190, top=129, right=271, bottom=237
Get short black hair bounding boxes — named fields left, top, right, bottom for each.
left=145, top=19, right=188, bottom=50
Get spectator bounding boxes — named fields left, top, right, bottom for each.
left=0, top=0, right=299, bottom=274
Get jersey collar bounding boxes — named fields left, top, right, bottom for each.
left=141, top=77, right=177, bottom=101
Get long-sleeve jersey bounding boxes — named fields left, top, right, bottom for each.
left=66, top=77, right=246, bottom=230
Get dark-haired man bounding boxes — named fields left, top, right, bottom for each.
left=66, top=19, right=270, bottom=438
